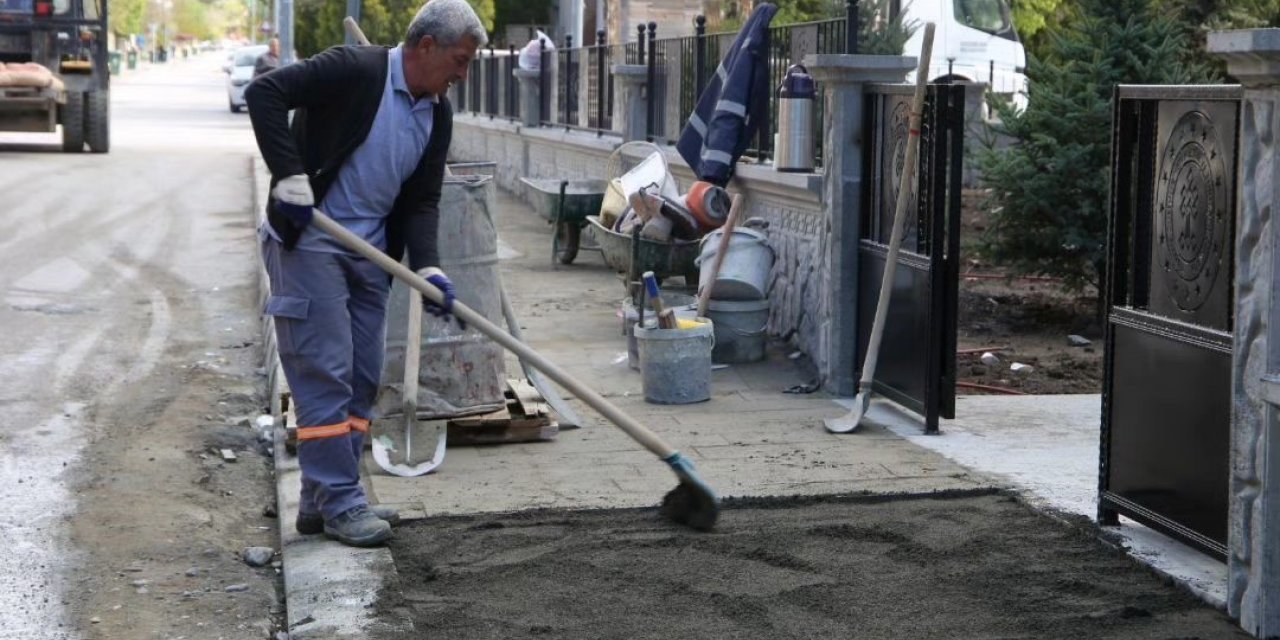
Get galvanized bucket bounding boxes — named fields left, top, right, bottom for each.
left=635, top=318, right=714, bottom=405
left=376, top=174, right=507, bottom=419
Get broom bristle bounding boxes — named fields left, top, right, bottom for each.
left=661, top=482, right=719, bottom=531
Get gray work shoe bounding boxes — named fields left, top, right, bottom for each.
left=296, top=505, right=401, bottom=535
left=322, top=506, right=391, bottom=547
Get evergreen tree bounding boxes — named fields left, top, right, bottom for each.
left=976, top=0, right=1211, bottom=297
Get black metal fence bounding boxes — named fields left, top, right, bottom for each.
left=451, top=8, right=857, bottom=166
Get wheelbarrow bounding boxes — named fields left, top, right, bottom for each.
left=519, top=177, right=608, bottom=265
left=585, top=215, right=701, bottom=300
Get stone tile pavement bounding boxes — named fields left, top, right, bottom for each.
left=361, top=186, right=991, bottom=519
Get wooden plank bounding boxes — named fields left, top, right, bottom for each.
left=446, top=392, right=558, bottom=445
left=447, top=405, right=512, bottom=428
left=446, top=419, right=558, bottom=445
left=507, top=379, right=548, bottom=417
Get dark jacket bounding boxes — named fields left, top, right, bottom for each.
left=676, top=3, right=776, bottom=186
left=244, top=44, right=451, bottom=270
left=252, top=52, right=280, bottom=78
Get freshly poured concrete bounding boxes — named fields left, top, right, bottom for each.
left=867, top=395, right=1229, bottom=607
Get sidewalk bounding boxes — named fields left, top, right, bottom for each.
left=265, top=173, right=1227, bottom=637
left=362, top=186, right=988, bottom=518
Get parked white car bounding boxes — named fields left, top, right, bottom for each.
left=225, top=44, right=268, bottom=113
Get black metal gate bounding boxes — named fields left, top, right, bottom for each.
left=1099, top=85, right=1242, bottom=559
left=856, top=83, right=964, bottom=434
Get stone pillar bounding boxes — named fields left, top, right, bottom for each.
left=1209, top=28, right=1280, bottom=639
left=514, top=67, right=540, bottom=128
left=802, top=54, right=916, bottom=395
left=612, top=64, right=649, bottom=142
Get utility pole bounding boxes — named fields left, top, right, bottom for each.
left=344, top=0, right=362, bottom=45
left=276, top=0, right=295, bottom=63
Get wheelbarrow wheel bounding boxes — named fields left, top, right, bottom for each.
left=554, top=222, right=581, bottom=265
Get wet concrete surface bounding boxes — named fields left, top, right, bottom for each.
left=381, top=491, right=1248, bottom=640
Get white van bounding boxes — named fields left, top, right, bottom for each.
left=898, top=0, right=1029, bottom=113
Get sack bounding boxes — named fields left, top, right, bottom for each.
left=0, top=62, right=54, bottom=88
left=517, top=30, right=555, bottom=71
left=376, top=175, right=507, bottom=420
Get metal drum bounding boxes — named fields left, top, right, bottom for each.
left=376, top=173, right=508, bottom=419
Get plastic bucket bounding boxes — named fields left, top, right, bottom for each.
left=621, top=294, right=697, bottom=370
left=696, top=227, right=774, bottom=300
left=618, top=150, right=681, bottom=203
left=634, top=318, right=714, bottom=404
left=707, top=298, right=769, bottom=364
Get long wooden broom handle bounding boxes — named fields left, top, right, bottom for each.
left=309, top=210, right=680, bottom=459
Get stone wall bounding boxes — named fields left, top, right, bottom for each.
left=1209, top=28, right=1280, bottom=639
left=448, top=114, right=830, bottom=380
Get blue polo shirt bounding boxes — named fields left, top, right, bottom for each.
left=291, top=45, right=435, bottom=255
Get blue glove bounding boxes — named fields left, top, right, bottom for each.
left=271, top=174, right=314, bottom=229
left=418, top=267, right=466, bottom=330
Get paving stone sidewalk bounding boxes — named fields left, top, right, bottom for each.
left=361, top=185, right=990, bottom=518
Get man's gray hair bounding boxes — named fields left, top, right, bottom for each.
left=405, top=0, right=488, bottom=48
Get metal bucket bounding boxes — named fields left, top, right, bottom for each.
left=696, top=227, right=774, bottom=300
left=377, top=174, right=507, bottom=419
left=634, top=318, right=714, bottom=405
left=621, top=294, right=698, bottom=370
left=707, top=298, right=769, bottom=364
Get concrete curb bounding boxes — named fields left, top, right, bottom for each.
left=253, top=157, right=414, bottom=638
left=272, top=427, right=412, bottom=638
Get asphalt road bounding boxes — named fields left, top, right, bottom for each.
left=0, top=52, right=274, bottom=639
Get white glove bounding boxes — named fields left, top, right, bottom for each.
left=272, top=174, right=314, bottom=206
left=271, top=174, right=315, bottom=228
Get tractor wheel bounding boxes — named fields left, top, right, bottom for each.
left=85, top=90, right=110, bottom=153
left=61, top=91, right=85, bottom=153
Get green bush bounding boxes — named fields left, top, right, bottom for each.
left=976, top=0, right=1211, bottom=296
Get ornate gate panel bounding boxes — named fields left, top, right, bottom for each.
left=856, top=83, right=963, bottom=433
left=1100, top=85, right=1242, bottom=558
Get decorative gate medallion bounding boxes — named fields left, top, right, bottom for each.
left=1157, top=110, right=1228, bottom=314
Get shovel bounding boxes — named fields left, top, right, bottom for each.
left=825, top=22, right=937, bottom=434
left=309, top=209, right=720, bottom=530
left=371, top=286, right=449, bottom=477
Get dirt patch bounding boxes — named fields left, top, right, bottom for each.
left=377, top=492, right=1242, bottom=639
left=957, top=190, right=1104, bottom=395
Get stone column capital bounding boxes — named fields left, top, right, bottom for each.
left=1209, top=28, right=1280, bottom=89
left=802, top=54, right=917, bottom=86
left=611, top=64, right=648, bottom=84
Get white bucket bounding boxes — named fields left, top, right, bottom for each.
left=707, top=298, right=769, bottom=364
left=618, top=150, right=681, bottom=203
left=635, top=318, right=714, bottom=405
left=696, top=227, right=774, bottom=300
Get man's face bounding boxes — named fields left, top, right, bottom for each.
left=408, top=34, right=478, bottom=97
left=269, top=39, right=280, bottom=56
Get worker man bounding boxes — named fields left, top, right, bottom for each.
left=253, top=37, right=281, bottom=77
left=245, top=0, right=485, bottom=547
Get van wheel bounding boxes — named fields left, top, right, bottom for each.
left=61, top=91, right=85, bottom=153
left=85, top=90, right=110, bottom=153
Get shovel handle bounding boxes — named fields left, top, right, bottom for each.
left=343, top=17, right=371, bottom=45
left=697, top=193, right=744, bottom=318
left=857, top=22, right=935, bottom=392
left=309, top=209, right=679, bottom=460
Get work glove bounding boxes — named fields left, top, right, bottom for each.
left=417, top=267, right=466, bottom=330
left=271, top=174, right=315, bottom=229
